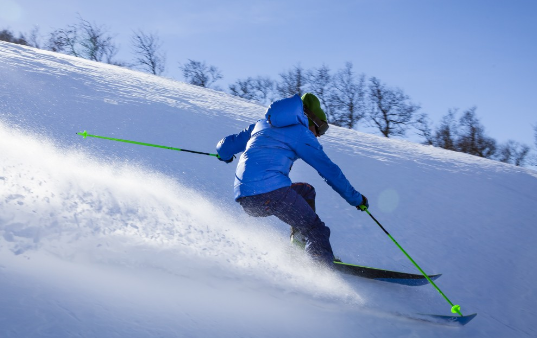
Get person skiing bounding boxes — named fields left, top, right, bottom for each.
left=216, top=93, right=368, bottom=267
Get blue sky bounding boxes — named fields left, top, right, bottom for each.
left=1, top=0, right=536, bottom=147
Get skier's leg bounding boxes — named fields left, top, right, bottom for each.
left=269, top=187, right=334, bottom=267
left=238, top=186, right=334, bottom=267
left=290, top=182, right=316, bottom=211
left=237, top=192, right=275, bottom=218
left=289, top=183, right=316, bottom=247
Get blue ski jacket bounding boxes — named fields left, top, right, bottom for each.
left=216, top=94, right=364, bottom=206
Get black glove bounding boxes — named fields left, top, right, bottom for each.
left=218, top=155, right=235, bottom=163
left=356, top=194, right=369, bottom=211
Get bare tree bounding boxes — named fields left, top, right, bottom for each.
left=46, top=25, right=79, bottom=56
left=229, top=76, right=274, bottom=105
left=531, top=123, right=537, bottom=167
left=131, top=30, right=166, bottom=75
left=276, top=64, right=307, bottom=98
left=329, top=62, right=366, bottom=128
left=0, top=26, right=41, bottom=48
left=0, top=29, right=28, bottom=45
left=456, top=107, right=496, bottom=158
left=534, top=123, right=537, bottom=149
left=420, top=109, right=530, bottom=165
left=252, top=76, right=276, bottom=105
left=432, top=109, right=459, bottom=150
left=367, top=77, right=420, bottom=137
left=180, top=59, right=223, bottom=89
left=77, top=17, right=118, bottom=63
left=496, top=140, right=530, bottom=166
left=27, top=25, right=42, bottom=48
left=414, top=112, right=434, bottom=145
left=46, top=16, right=121, bottom=65
left=305, top=64, right=334, bottom=122
left=229, top=78, right=256, bottom=101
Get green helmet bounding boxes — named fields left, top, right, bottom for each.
left=301, top=93, right=327, bottom=127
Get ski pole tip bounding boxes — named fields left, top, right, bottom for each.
left=451, top=304, right=463, bottom=316
left=77, top=130, right=88, bottom=139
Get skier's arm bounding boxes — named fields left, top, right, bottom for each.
left=216, top=123, right=255, bottom=161
left=294, top=133, right=364, bottom=206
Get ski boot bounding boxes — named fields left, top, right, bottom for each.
left=290, top=226, right=306, bottom=249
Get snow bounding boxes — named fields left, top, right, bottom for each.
left=1, top=41, right=536, bottom=337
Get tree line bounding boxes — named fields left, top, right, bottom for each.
left=2, top=17, right=536, bottom=168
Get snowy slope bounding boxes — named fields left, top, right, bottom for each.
left=1, top=41, right=537, bottom=337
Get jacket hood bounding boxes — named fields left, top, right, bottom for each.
left=264, top=94, right=308, bottom=128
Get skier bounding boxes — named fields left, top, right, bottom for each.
left=216, top=93, right=368, bottom=267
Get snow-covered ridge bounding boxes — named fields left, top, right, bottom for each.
left=0, top=41, right=263, bottom=122
left=1, top=42, right=536, bottom=337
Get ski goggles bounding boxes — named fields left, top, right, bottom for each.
left=304, top=107, right=329, bottom=136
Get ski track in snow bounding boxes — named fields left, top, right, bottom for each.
left=1, top=42, right=537, bottom=337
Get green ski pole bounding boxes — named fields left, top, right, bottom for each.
left=77, top=130, right=220, bottom=158
left=358, top=205, right=464, bottom=317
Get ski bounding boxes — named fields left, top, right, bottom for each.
left=333, top=261, right=441, bottom=286
left=402, top=312, right=478, bottom=326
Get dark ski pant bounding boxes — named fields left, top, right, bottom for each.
left=238, top=183, right=334, bottom=267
